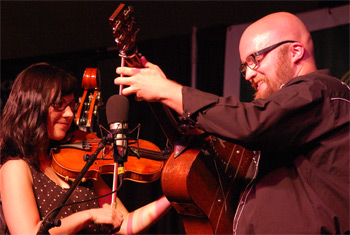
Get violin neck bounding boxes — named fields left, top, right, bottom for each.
left=129, top=146, right=169, bottom=161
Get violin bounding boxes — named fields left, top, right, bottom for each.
left=51, top=129, right=168, bottom=183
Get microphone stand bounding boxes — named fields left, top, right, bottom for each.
left=110, top=131, right=127, bottom=208
left=37, top=137, right=109, bottom=235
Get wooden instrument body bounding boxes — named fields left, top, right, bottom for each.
left=51, top=130, right=165, bottom=183
left=161, top=136, right=257, bottom=234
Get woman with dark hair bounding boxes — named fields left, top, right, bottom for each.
left=0, top=63, right=171, bottom=234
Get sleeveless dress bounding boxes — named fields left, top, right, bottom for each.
left=29, top=165, right=111, bottom=234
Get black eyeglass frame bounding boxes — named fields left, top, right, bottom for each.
left=51, top=99, right=77, bottom=112
left=240, top=40, right=297, bottom=77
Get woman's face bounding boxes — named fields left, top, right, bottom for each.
left=47, top=94, right=75, bottom=141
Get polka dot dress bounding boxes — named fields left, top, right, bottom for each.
left=29, top=165, right=110, bottom=234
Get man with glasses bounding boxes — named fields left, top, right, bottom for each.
left=115, top=12, right=349, bottom=234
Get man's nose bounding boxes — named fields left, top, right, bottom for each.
left=245, top=66, right=257, bottom=81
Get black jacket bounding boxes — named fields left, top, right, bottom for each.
left=182, top=70, right=350, bottom=234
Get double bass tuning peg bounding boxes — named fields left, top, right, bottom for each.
left=123, top=6, right=134, bottom=20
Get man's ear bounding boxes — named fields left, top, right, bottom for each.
left=290, top=43, right=304, bottom=64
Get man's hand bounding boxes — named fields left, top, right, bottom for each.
left=114, top=56, right=184, bottom=114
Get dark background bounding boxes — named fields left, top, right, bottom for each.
left=1, top=1, right=349, bottom=234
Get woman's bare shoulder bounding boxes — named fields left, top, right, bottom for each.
left=0, top=159, right=32, bottom=182
left=1, top=159, right=30, bottom=170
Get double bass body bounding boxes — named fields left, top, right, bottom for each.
left=161, top=135, right=258, bottom=234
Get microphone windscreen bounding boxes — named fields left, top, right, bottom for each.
left=106, top=95, right=129, bottom=124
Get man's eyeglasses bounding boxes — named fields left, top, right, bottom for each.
left=51, top=99, right=77, bottom=112
left=240, top=40, right=297, bottom=77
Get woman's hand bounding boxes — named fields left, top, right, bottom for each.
left=88, top=204, right=124, bottom=232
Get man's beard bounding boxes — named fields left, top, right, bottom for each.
left=254, top=50, right=294, bottom=100
left=254, top=76, right=275, bottom=100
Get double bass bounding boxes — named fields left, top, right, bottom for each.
left=109, top=4, right=259, bottom=234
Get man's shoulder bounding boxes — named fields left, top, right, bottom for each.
left=286, top=70, right=349, bottom=99
left=288, top=70, right=341, bottom=86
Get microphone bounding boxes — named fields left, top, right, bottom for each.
left=106, top=94, right=129, bottom=162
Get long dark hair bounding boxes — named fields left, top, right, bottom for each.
left=0, top=63, right=77, bottom=168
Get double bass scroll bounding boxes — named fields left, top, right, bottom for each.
left=75, top=68, right=102, bottom=132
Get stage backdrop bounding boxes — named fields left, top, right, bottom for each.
left=224, top=4, right=350, bottom=102
left=1, top=4, right=349, bottom=235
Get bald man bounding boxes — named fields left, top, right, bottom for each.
left=115, top=12, right=349, bottom=234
